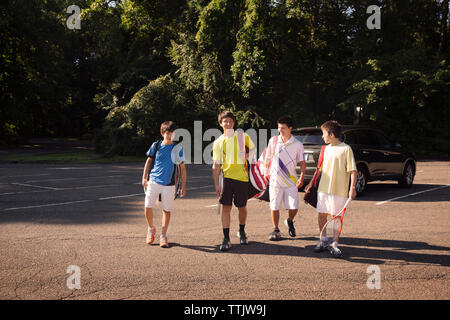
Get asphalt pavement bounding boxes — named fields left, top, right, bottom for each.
left=0, top=161, right=449, bottom=300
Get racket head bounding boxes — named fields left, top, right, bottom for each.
left=319, top=199, right=351, bottom=243
left=174, top=164, right=182, bottom=199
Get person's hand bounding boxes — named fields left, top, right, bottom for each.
left=181, top=186, right=186, bottom=198
left=304, top=181, right=313, bottom=193
left=142, top=178, right=148, bottom=191
left=349, top=187, right=357, bottom=200
left=215, top=184, right=221, bottom=197
left=296, top=179, right=304, bottom=189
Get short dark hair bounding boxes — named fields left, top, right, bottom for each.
left=277, top=115, right=294, bottom=128
left=218, top=110, right=236, bottom=124
left=321, top=120, right=342, bottom=140
left=160, top=121, right=177, bottom=133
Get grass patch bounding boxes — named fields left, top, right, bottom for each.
left=2, top=151, right=146, bottom=164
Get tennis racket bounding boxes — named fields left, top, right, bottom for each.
left=217, top=171, right=223, bottom=215
left=174, top=164, right=182, bottom=200
left=319, top=198, right=351, bottom=244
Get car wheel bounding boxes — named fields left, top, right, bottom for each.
left=355, top=166, right=367, bottom=196
left=398, top=162, right=414, bottom=188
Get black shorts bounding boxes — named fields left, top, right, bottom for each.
left=220, top=178, right=248, bottom=208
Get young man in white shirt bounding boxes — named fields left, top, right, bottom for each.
left=264, top=115, right=306, bottom=241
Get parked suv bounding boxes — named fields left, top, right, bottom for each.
left=293, top=126, right=417, bottom=196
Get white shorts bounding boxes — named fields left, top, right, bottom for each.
left=316, top=192, right=348, bottom=216
left=145, top=180, right=175, bottom=212
left=269, top=185, right=299, bottom=211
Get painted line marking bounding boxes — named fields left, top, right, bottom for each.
left=2, top=185, right=215, bottom=211
left=3, top=200, right=92, bottom=211
left=375, top=185, right=449, bottom=205
left=24, top=175, right=123, bottom=183
left=11, top=183, right=62, bottom=190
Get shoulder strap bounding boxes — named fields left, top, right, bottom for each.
left=148, top=140, right=161, bottom=179
left=317, top=145, right=326, bottom=169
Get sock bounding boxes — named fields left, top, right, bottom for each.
left=223, top=228, right=230, bottom=240
left=239, top=224, right=245, bottom=234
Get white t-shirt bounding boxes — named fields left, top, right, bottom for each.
left=318, top=143, right=356, bottom=198
left=265, top=135, right=304, bottom=188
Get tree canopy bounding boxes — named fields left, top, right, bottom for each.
left=1, top=0, right=449, bottom=157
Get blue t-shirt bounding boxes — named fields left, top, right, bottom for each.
left=146, top=141, right=184, bottom=186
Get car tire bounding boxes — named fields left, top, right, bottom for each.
left=398, top=162, right=414, bottom=188
left=355, top=166, right=368, bottom=196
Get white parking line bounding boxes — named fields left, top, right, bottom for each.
left=375, top=185, right=449, bottom=205
left=2, top=185, right=215, bottom=211
left=24, top=175, right=123, bottom=183
left=11, top=183, right=62, bottom=191
left=3, top=200, right=92, bottom=211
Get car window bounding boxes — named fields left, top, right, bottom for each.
left=357, top=130, right=391, bottom=147
left=357, top=130, right=380, bottom=146
left=293, top=130, right=325, bottom=145
left=375, top=132, right=392, bottom=148
left=342, top=131, right=357, bottom=145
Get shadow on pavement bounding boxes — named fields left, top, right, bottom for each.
left=172, top=236, right=450, bottom=267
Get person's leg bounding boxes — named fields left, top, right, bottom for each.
left=221, top=205, right=232, bottom=230
left=237, top=205, right=248, bottom=244
left=159, top=185, right=175, bottom=247
left=144, top=182, right=160, bottom=244
left=161, top=210, right=171, bottom=235
left=271, top=210, right=280, bottom=229
left=145, top=207, right=154, bottom=228
left=269, top=185, right=282, bottom=240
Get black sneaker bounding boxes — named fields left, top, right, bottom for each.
left=269, top=229, right=281, bottom=241
left=284, top=219, right=296, bottom=237
left=236, top=231, right=248, bottom=245
left=219, top=238, right=232, bottom=251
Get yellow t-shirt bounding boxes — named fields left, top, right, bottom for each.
left=212, top=131, right=255, bottom=182
left=318, top=143, right=356, bottom=198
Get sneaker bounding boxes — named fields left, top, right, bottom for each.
left=160, top=234, right=169, bottom=248
left=313, top=240, right=329, bottom=253
left=219, top=238, right=232, bottom=251
left=284, top=219, right=296, bottom=237
left=328, top=241, right=342, bottom=258
left=269, top=229, right=281, bottom=241
left=146, top=226, right=156, bottom=244
left=237, top=231, right=248, bottom=245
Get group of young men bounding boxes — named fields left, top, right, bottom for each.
left=141, top=110, right=357, bottom=258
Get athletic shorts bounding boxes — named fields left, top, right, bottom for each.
left=145, top=180, right=175, bottom=212
left=269, top=185, right=299, bottom=211
left=220, top=178, right=248, bottom=208
left=316, top=192, right=348, bottom=216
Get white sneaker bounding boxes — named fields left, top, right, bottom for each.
left=160, top=234, right=169, bottom=248
left=328, top=241, right=342, bottom=258
left=146, top=226, right=156, bottom=244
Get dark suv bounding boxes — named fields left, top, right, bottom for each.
left=293, top=126, right=417, bottom=196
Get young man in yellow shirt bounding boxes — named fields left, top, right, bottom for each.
left=305, top=120, right=357, bottom=258
left=212, top=110, right=255, bottom=251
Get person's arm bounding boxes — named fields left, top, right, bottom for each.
left=212, top=161, right=221, bottom=197
left=296, top=160, right=306, bottom=188
left=142, top=157, right=153, bottom=191
left=349, top=170, right=357, bottom=200
left=263, top=137, right=274, bottom=182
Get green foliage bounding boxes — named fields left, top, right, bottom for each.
left=1, top=0, right=449, bottom=158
